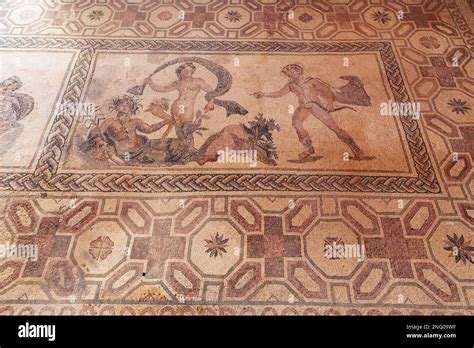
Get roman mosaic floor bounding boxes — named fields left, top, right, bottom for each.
left=0, top=0, right=473, bottom=316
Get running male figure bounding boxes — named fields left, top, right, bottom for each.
left=251, top=64, right=365, bottom=161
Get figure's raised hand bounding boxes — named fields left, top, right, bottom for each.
left=143, top=77, right=152, bottom=85
left=204, top=101, right=215, bottom=113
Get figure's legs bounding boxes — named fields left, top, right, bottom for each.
left=292, top=107, right=315, bottom=160
left=309, top=105, right=365, bottom=159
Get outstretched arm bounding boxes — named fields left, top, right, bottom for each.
left=144, top=77, right=177, bottom=93
left=251, top=83, right=291, bottom=99
left=135, top=119, right=168, bottom=134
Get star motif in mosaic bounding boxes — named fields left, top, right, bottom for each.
left=225, top=10, right=242, bottom=23
left=447, top=99, right=471, bottom=115
left=444, top=234, right=474, bottom=264
left=204, top=232, right=229, bottom=258
left=371, top=10, right=391, bottom=25
left=88, top=10, right=105, bottom=22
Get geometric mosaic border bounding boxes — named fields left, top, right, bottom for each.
left=1, top=194, right=472, bottom=313
left=0, top=37, right=440, bottom=193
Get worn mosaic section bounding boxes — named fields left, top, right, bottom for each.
left=0, top=0, right=471, bottom=48
left=0, top=194, right=472, bottom=315
left=0, top=0, right=473, bottom=315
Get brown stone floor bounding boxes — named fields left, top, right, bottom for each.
left=0, top=0, right=473, bottom=315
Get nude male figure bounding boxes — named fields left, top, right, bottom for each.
left=252, top=64, right=365, bottom=161
left=99, top=94, right=167, bottom=157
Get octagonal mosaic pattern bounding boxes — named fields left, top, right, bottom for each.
left=0, top=0, right=473, bottom=316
